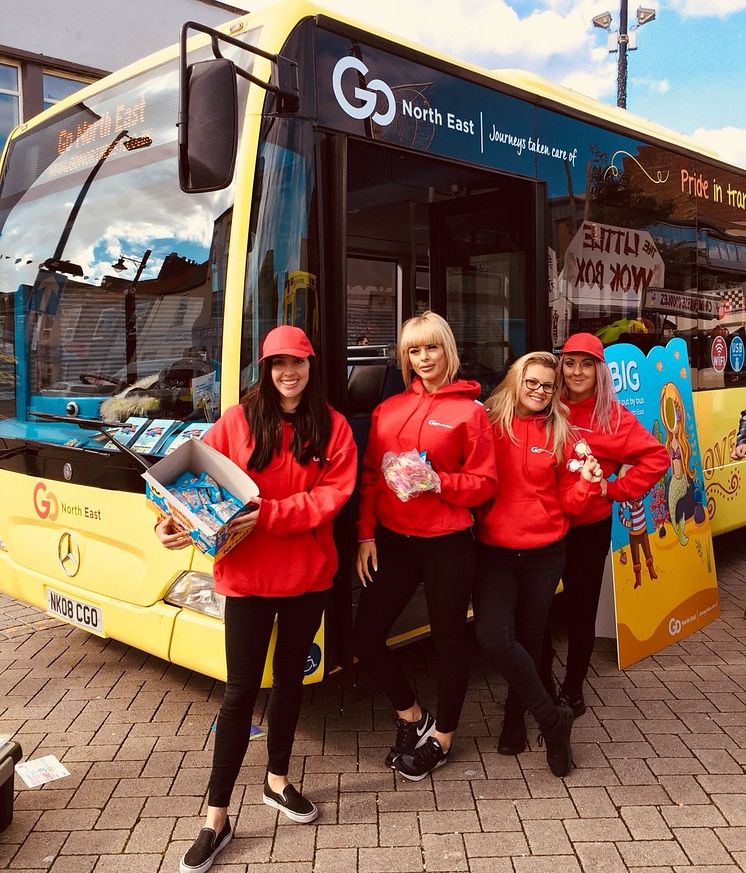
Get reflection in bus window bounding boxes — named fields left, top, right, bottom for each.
left=241, top=120, right=319, bottom=393
left=347, top=257, right=398, bottom=348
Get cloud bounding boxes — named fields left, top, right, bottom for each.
left=666, top=0, right=746, bottom=16
left=689, top=126, right=746, bottom=169
left=630, top=76, right=671, bottom=95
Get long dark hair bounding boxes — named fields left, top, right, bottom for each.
left=241, top=356, right=332, bottom=471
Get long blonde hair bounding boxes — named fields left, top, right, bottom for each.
left=397, top=311, right=460, bottom=388
left=485, top=351, right=570, bottom=461
left=558, top=356, right=622, bottom=433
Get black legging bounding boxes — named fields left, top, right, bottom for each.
left=549, top=515, right=613, bottom=696
left=354, top=526, right=474, bottom=734
left=207, top=591, right=326, bottom=807
left=474, top=539, right=566, bottom=730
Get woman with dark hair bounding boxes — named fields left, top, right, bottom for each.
left=157, top=325, right=357, bottom=873
left=355, top=311, right=497, bottom=781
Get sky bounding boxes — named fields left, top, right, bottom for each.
left=248, top=0, right=746, bottom=168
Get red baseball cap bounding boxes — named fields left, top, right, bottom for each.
left=259, top=325, right=315, bottom=361
left=561, top=332, right=605, bottom=362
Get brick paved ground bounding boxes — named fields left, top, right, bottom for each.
left=1, top=529, right=744, bottom=873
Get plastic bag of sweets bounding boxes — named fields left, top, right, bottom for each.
left=381, top=449, right=441, bottom=502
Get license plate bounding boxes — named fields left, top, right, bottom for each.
left=46, top=588, right=105, bottom=636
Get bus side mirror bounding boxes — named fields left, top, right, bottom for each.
left=179, top=57, right=238, bottom=193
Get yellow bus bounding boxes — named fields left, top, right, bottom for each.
left=1, top=2, right=744, bottom=681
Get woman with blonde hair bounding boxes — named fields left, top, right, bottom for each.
left=474, top=351, right=603, bottom=777
left=355, top=311, right=497, bottom=781
left=546, top=333, right=669, bottom=719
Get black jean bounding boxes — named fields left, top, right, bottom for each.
left=354, top=526, right=474, bottom=733
left=557, top=515, right=613, bottom=697
left=474, top=538, right=566, bottom=730
left=207, top=591, right=326, bottom=808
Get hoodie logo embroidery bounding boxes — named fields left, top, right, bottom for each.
left=427, top=419, right=454, bottom=429
left=531, top=446, right=553, bottom=455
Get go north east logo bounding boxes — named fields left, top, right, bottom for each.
left=33, top=482, right=59, bottom=520
left=332, top=56, right=396, bottom=125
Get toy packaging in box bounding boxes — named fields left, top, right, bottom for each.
left=143, top=439, right=259, bottom=560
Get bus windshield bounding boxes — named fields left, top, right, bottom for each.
left=0, top=35, right=255, bottom=450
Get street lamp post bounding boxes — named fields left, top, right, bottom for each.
left=592, top=3, right=656, bottom=110
left=111, top=250, right=152, bottom=384
left=617, top=0, right=629, bottom=109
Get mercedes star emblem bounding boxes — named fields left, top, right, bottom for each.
left=57, top=532, right=80, bottom=577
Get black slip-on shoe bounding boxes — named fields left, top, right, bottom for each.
left=384, top=707, right=436, bottom=768
left=262, top=779, right=318, bottom=823
left=179, top=817, right=232, bottom=873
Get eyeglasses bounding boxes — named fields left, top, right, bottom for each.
left=524, top=378, right=556, bottom=395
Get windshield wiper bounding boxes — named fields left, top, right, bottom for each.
left=29, top=411, right=151, bottom=471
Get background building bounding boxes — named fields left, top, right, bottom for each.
left=0, top=0, right=248, bottom=150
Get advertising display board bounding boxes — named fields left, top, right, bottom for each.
left=604, top=338, right=720, bottom=668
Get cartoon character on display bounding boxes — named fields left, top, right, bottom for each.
left=615, top=467, right=657, bottom=588
left=659, top=381, right=705, bottom=545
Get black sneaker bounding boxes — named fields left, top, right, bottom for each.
left=395, top=736, right=449, bottom=782
left=557, top=687, right=587, bottom=719
left=538, top=704, right=574, bottom=777
left=179, top=818, right=232, bottom=873
left=384, top=707, right=436, bottom=768
left=497, top=718, right=527, bottom=756
left=262, top=778, right=318, bottom=823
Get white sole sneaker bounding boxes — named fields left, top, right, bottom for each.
left=179, top=829, right=232, bottom=873
left=262, top=791, right=319, bottom=823
left=415, top=717, right=437, bottom=749
left=397, top=754, right=448, bottom=782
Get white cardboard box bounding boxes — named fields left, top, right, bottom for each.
left=143, top=439, right=259, bottom=560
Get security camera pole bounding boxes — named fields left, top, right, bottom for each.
left=617, top=0, right=629, bottom=109
left=592, top=4, right=656, bottom=110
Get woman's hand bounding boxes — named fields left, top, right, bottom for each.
left=731, top=444, right=746, bottom=460
left=356, top=541, right=378, bottom=586
left=580, top=454, right=604, bottom=484
left=155, top=516, right=192, bottom=550
left=227, top=498, right=262, bottom=535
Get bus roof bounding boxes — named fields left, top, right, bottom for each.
left=4, top=0, right=721, bottom=165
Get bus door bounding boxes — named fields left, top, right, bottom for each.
left=430, top=180, right=544, bottom=397
left=338, top=138, right=545, bottom=643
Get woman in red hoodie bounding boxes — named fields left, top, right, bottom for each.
left=355, top=311, right=497, bottom=781
left=547, top=333, right=669, bottom=719
left=156, top=326, right=356, bottom=873
left=474, top=351, right=602, bottom=777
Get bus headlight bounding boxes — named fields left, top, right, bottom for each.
left=165, top=572, right=225, bottom=620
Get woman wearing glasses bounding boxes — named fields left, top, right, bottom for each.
left=355, top=311, right=497, bottom=781
left=547, top=333, right=669, bottom=718
left=473, top=351, right=602, bottom=777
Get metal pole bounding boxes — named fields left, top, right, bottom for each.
left=617, top=0, right=629, bottom=109
left=124, top=249, right=151, bottom=383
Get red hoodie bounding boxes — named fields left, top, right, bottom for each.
left=475, top=415, right=600, bottom=549
left=204, top=404, right=357, bottom=597
left=566, top=395, right=670, bottom=526
left=357, top=378, right=497, bottom=540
